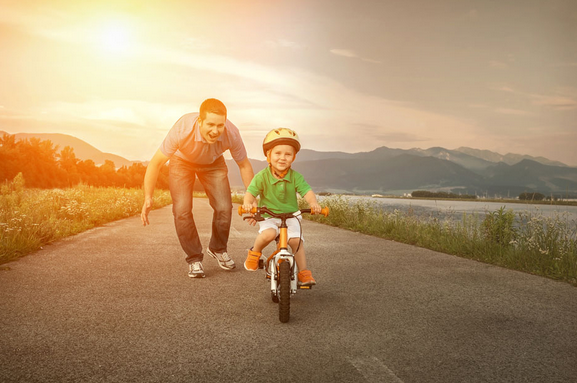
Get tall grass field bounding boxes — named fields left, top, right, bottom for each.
left=0, top=174, right=172, bottom=264
left=301, top=195, right=577, bottom=286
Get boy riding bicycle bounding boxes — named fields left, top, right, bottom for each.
left=242, top=128, right=321, bottom=286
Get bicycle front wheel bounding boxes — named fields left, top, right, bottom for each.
left=278, top=261, right=291, bottom=323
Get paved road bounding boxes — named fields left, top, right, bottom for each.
left=1, top=199, right=576, bottom=383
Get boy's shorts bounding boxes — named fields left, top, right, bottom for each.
left=258, top=216, right=304, bottom=241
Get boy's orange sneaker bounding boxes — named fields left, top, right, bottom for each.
left=298, top=269, right=316, bottom=286
left=244, top=249, right=262, bottom=271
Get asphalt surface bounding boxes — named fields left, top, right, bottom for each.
left=1, top=198, right=576, bottom=383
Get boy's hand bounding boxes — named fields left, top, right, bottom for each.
left=309, top=202, right=322, bottom=215
left=242, top=203, right=254, bottom=215
left=242, top=203, right=258, bottom=226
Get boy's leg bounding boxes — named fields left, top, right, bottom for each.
left=289, top=238, right=307, bottom=271
left=253, top=229, right=277, bottom=252
left=287, top=224, right=316, bottom=286
left=168, top=157, right=204, bottom=264
left=286, top=217, right=307, bottom=271
left=245, top=229, right=277, bottom=271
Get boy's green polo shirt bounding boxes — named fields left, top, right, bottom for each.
left=247, top=167, right=312, bottom=214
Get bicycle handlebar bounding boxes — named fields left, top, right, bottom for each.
left=238, top=205, right=329, bottom=218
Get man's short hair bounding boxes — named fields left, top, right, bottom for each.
left=199, top=98, right=227, bottom=120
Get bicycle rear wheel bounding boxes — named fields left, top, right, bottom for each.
left=278, top=261, right=291, bottom=323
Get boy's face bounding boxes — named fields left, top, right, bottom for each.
left=269, top=144, right=296, bottom=173
left=198, top=112, right=226, bottom=144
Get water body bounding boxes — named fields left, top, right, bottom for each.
left=327, top=195, right=577, bottom=223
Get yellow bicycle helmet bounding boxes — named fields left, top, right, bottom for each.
left=262, top=128, right=301, bottom=156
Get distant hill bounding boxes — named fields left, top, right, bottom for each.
left=296, top=145, right=567, bottom=172
left=484, top=159, right=577, bottom=196
left=228, top=148, right=577, bottom=196
left=0, top=131, right=133, bottom=167
left=455, top=147, right=567, bottom=167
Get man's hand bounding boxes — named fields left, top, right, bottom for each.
left=141, top=149, right=170, bottom=227
left=141, top=198, right=153, bottom=226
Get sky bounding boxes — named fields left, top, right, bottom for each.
left=1, top=0, right=576, bottom=165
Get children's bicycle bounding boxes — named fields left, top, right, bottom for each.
left=238, top=205, right=329, bottom=323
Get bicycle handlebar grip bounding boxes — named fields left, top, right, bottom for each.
left=238, top=206, right=258, bottom=215
left=311, top=207, right=330, bottom=217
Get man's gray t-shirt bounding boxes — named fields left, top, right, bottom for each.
left=160, top=112, right=247, bottom=165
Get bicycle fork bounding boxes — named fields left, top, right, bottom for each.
left=267, top=222, right=300, bottom=298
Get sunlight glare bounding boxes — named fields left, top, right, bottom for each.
left=99, top=21, right=131, bottom=54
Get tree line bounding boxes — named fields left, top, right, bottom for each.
left=0, top=134, right=169, bottom=189
left=411, top=190, right=478, bottom=199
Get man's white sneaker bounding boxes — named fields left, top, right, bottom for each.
left=207, top=249, right=236, bottom=270
left=188, top=262, right=205, bottom=278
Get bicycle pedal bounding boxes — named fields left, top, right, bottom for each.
left=258, top=259, right=264, bottom=269
left=298, top=285, right=312, bottom=290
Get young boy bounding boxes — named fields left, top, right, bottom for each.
left=242, top=128, right=321, bottom=286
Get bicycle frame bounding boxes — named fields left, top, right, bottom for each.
left=266, top=215, right=301, bottom=299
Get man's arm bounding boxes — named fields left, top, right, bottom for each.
left=236, top=157, right=254, bottom=189
left=141, top=149, right=170, bottom=226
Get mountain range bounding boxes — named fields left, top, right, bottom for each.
left=2, top=130, right=576, bottom=197
left=227, top=147, right=577, bottom=197
left=0, top=130, right=134, bottom=167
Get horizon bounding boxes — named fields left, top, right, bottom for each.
left=1, top=128, right=573, bottom=167
left=1, top=1, right=576, bottom=165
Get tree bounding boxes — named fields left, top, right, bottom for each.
left=0, top=134, right=20, bottom=183
left=58, top=146, right=80, bottom=187
left=518, top=192, right=545, bottom=201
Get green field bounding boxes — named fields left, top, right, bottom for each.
left=302, top=195, right=577, bottom=286
left=0, top=174, right=172, bottom=264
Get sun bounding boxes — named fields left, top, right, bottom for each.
left=98, top=20, right=132, bottom=54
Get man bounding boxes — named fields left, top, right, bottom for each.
left=141, top=98, right=254, bottom=278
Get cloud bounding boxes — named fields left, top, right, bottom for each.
left=330, top=48, right=382, bottom=63
left=531, top=95, right=577, bottom=110
left=351, top=124, right=428, bottom=143
left=466, top=9, right=479, bottom=18
left=493, top=86, right=577, bottom=110
left=265, top=39, right=304, bottom=49
left=181, top=37, right=212, bottom=50
left=494, top=86, right=515, bottom=92
left=494, top=108, right=533, bottom=116
left=330, top=49, right=358, bottom=58
left=552, top=62, right=577, bottom=67
left=489, top=60, right=509, bottom=69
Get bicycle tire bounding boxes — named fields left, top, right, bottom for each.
left=271, top=291, right=279, bottom=303
left=278, top=261, right=291, bottom=323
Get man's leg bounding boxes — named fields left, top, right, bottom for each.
left=196, top=156, right=233, bottom=254
left=169, top=157, right=203, bottom=264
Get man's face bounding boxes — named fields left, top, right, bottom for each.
left=198, top=112, right=226, bottom=144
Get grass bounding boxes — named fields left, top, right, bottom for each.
left=0, top=175, right=172, bottom=264
left=302, top=195, right=577, bottom=286
left=5, top=183, right=576, bottom=286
